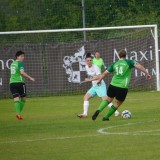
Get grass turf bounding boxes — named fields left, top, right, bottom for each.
left=0, top=91, right=160, bottom=160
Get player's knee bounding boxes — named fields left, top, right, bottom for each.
left=14, top=96, right=20, bottom=101
left=84, top=94, right=91, bottom=100
left=114, top=100, right=123, bottom=108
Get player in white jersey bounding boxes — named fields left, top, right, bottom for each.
left=77, top=52, right=117, bottom=118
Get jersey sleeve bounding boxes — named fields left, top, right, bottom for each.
left=107, top=62, right=115, bottom=73
left=18, top=61, right=25, bottom=71
left=125, top=59, right=137, bottom=68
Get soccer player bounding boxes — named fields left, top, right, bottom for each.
left=92, top=49, right=151, bottom=121
left=77, top=52, right=114, bottom=118
left=93, top=51, right=107, bottom=74
left=93, top=50, right=120, bottom=117
left=10, top=51, right=35, bottom=120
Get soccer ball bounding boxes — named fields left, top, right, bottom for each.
left=121, top=110, right=132, bottom=119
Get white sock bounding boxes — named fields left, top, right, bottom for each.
left=108, top=102, right=119, bottom=114
left=108, top=102, right=113, bottom=108
left=83, top=101, right=89, bottom=115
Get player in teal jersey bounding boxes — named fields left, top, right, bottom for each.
left=92, top=49, right=151, bottom=121
left=77, top=52, right=114, bottom=118
left=93, top=51, right=120, bottom=117
left=10, top=51, right=35, bottom=120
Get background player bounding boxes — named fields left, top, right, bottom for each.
left=10, top=51, right=35, bottom=120
left=93, top=51, right=107, bottom=74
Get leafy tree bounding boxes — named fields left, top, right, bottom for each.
left=0, top=0, right=159, bottom=33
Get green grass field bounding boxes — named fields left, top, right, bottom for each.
left=0, top=91, right=160, bottom=160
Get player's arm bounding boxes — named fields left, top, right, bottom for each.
left=20, top=70, right=35, bottom=82
left=135, top=63, right=151, bottom=80
left=18, top=61, right=35, bottom=82
left=97, top=70, right=109, bottom=85
left=97, top=62, right=114, bottom=85
left=85, top=74, right=101, bottom=82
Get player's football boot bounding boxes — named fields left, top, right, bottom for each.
left=16, top=114, right=23, bottom=120
left=92, top=110, right=100, bottom=120
left=102, top=117, right=109, bottom=121
left=77, top=114, right=88, bottom=118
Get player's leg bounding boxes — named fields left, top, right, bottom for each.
left=19, top=83, right=27, bottom=113
left=104, top=83, right=120, bottom=116
left=14, top=97, right=22, bottom=119
left=102, top=99, right=123, bottom=121
left=92, top=96, right=113, bottom=120
left=95, top=83, right=111, bottom=112
left=92, top=84, right=115, bottom=120
left=77, top=93, right=91, bottom=118
left=93, top=84, right=114, bottom=112
left=83, top=93, right=92, bottom=116
left=108, top=102, right=120, bottom=116
left=103, top=87, right=128, bottom=121
left=77, top=86, right=96, bottom=118
left=10, top=83, right=22, bottom=120
left=20, top=97, right=26, bottom=113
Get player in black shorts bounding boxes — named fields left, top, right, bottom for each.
left=107, top=84, right=128, bottom=102
left=10, top=51, right=35, bottom=120
left=92, top=49, right=151, bottom=121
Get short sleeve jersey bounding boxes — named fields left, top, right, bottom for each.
left=107, top=59, right=137, bottom=88
left=85, top=64, right=105, bottom=86
left=10, top=60, right=25, bottom=83
left=93, top=58, right=105, bottom=74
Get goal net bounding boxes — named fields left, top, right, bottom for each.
left=0, top=25, right=159, bottom=97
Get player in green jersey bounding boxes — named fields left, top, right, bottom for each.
left=92, top=49, right=151, bottom=121
left=93, top=50, right=120, bottom=117
left=93, top=51, right=107, bottom=74
left=10, top=51, right=35, bottom=120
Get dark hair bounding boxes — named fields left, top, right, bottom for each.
left=118, top=50, right=126, bottom=58
left=15, top=51, right=25, bottom=59
left=95, top=50, right=99, bottom=53
left=85, top=52, right=92, bottom=59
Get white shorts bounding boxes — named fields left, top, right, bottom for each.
left=87, top=82, right=107, bottom=97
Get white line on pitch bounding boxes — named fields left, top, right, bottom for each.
left=0, top=120, right=159, bottom=144
left=0, top=134, right=101, bottom=144
left=97, top=119, right=160, bottom=135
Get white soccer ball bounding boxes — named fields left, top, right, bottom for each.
left=121, top=110, right=132, bottom=119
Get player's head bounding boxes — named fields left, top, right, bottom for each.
left=85, top=52, right=93, bottom=59
left=118, top=50, right=126, bottom=58
left=95, top=50, right=100, bottom=58
left=15, top=51, right=25, bottom=61
left=85, top=52, right=93, bottom=67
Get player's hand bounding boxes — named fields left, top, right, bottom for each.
left=85, top=78, right=91, bottom=82
left=97, top=80, right=101, bottom=85
left=146, top=74, right=151, bottom=80
left=30, top=77, right=35, bottom=82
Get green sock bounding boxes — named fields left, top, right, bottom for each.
left=20, top=100, right=26, bottom=113
left=14, top=101, right=21, bottom=115
left=104, top=105, right=117, bottom=119
left=98, top=100, right=109, bottom=112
